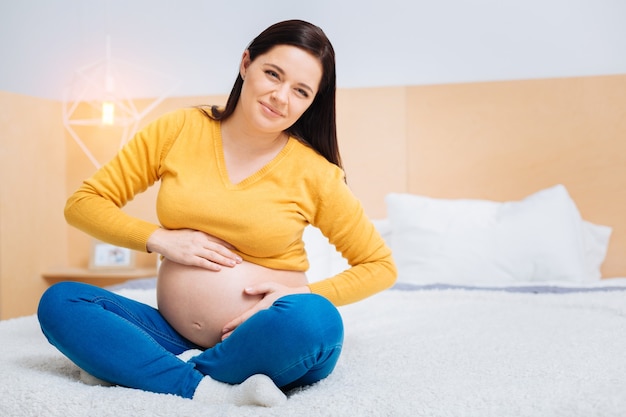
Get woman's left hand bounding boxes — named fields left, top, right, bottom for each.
left=221, top=282, right=311, bottom=340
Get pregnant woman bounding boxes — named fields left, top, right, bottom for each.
left=37, top=19, right=396, bottom=408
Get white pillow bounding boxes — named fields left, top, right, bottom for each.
left=303, top=219, right=391, bottom=282
left=385, top=185, right=611, bottom=285
left=582, top=220, right=612, bottom=280
left=302, top=225, right=334, bottom=283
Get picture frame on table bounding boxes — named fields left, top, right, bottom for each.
left=88, top=240, right=135, bottom=270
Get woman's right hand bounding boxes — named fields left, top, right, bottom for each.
left=146, top=228, right=242, bottom=271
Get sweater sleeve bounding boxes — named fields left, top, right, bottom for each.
left=307, top=169, right=397, bottom=306
left=64, top=110, right=182, bottom=251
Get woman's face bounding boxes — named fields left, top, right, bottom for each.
left=238, top=45, right=323, bottom=135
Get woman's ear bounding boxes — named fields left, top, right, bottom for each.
left=240, top=50, right=251, bottom=80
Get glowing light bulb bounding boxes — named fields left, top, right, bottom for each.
left=102, top=101, right=115, bottom=125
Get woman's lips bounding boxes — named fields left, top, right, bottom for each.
left=259, top=101, right=284, bottom=118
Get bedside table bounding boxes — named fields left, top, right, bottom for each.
left=42, top=267, right=157, bottom=287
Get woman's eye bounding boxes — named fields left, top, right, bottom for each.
left=295, top=88, right=309, bottom=98
left=265, top=70, right=279, bottom=79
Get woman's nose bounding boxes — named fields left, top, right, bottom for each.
left=271, top=84, right=289, bottom=103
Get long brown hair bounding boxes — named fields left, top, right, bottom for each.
left=200, top=19, right=342, bottom=169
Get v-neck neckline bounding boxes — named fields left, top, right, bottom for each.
left=214, top=121, right=295, bottom=189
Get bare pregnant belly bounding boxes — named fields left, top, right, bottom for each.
left=157, top=258, right=308, bottom=348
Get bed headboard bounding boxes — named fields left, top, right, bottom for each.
left=402, top=75, right=626, bottom=278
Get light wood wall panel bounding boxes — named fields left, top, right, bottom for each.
left=406, top=75, right=626, bottom=277
left=337, top=87, right=408, bottom=218
left=0, top=91, right=67, bottom=318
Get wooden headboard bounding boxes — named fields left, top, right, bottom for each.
left=402, top=75, right=626, bottom=278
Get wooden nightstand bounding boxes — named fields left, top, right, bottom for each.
left=42, top=267, right=157, bottom=287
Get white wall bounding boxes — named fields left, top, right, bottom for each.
left=1, top=0, right=625, bottom=100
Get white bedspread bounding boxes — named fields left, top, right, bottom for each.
left=2, top=288, right=626, bottom=417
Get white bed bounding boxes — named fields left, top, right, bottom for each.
left=2, top=184, right=626, bottom=417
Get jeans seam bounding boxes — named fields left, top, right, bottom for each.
left=91, top=295, right=192, bottom=351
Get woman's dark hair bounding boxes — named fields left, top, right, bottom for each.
left=200, top=19, right=342, bottom=169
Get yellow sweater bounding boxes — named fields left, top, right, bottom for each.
left=65, top=108, right=397, bottom=305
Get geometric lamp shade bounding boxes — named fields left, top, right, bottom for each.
left=62, top=36, right=179, bottom=168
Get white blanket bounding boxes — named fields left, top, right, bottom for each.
left=2, top=288, right=626, bottom=417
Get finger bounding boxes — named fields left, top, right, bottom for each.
left=222, top=315, right=246, bottom=336
left=243, top=282, right=276, bottom=296
left=197, top=250, right=241, bottom=268
left=202, top=243, right=243, bottom=266
left=193, top=257, right=223, bottom=271
left=222, top=304, right=262, bottom=336
left=165, top=250, right=223, bottom=271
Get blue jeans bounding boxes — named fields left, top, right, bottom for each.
left=37, top=282, right=343, bottom=398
